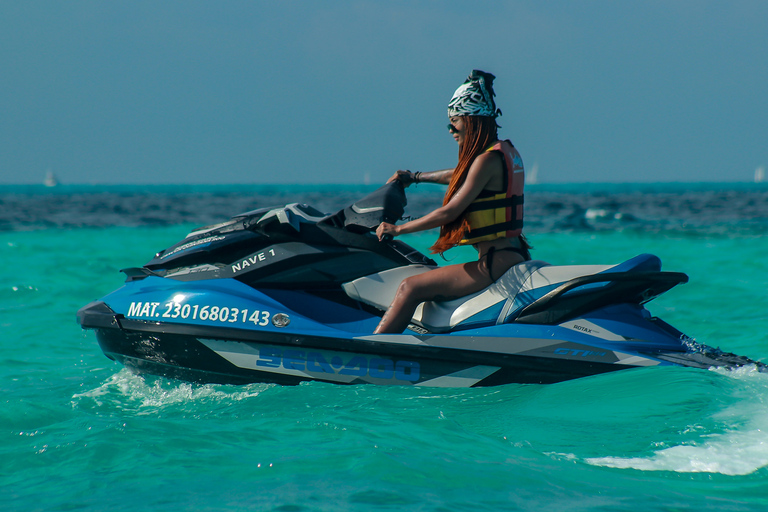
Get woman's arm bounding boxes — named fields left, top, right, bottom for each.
left=377, top=152, right=502, bottom=240
left=416, top=169, right=454, bottom=185
left=386, top=168, right=455, bottom=187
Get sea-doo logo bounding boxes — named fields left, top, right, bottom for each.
left=256, top=348, right=421, bottom=382
left=232, top=248, right=276, bottom=273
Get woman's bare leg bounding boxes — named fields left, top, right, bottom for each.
left=373, top=249, right=524, bottom=334
left=374, top=263, right=486, bottom=334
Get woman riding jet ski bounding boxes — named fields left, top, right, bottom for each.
left=374, top=70, right=530, bottom=335
left=76, top=72, right=765, bottom=387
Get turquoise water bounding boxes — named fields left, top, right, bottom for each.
left=2, top=185, right=768, bottom=511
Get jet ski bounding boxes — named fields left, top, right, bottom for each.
left=77, top=182, right=765, bottom=387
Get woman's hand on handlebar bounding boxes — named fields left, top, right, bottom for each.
left=387, top=170, right=416, bottom=187
left=376, top=222, right=400, bottom=241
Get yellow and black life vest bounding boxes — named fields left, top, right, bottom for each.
left=459, top=140, right=524, bottom=245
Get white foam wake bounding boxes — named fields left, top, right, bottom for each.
left=585, top=428, right=768, bottom=476
left=586, top=367, right=768, bottom=476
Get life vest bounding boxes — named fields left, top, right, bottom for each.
left=459, top=140, right=524, bottom=245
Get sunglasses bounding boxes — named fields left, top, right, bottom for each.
left=447, top=123, right=460, bottom=133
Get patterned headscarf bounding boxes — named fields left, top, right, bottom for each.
left=447, top=70, right=501, bottom=118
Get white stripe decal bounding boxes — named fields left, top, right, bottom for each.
left=614, top=354, right=661, bottom=367
left=199, top=339, right=360, bottom=383
left=415, top=365, right=500, bottom=388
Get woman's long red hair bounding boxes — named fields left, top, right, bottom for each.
left=430, top=116, right=499, bottom=254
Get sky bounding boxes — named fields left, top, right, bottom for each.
left=1, top=0, right=766, bottom=185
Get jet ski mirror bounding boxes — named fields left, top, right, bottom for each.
left=322, top=181, right=407, bottom=233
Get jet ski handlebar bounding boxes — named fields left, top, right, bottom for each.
left=321, top=180, right=408, bottom=233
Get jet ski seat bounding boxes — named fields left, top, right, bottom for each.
left=342, top=254, right=663, bottom=333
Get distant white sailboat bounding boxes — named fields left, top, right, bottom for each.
left=527, top=163, right=539, bottom=185
left=755, top=166, right=765, bottom=183
left=43, top=171, right=58, bottom=187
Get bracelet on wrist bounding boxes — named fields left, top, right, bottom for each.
left=413, top=171, right=422, bottom=184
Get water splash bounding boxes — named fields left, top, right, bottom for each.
left=584, top=367, right=768, bottom=476
left=585, top=428, right=768, bottom=475
left=72, top=369, right=271, bottom=415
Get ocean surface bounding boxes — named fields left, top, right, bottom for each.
left=2, top=182, right=768, bottom=511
